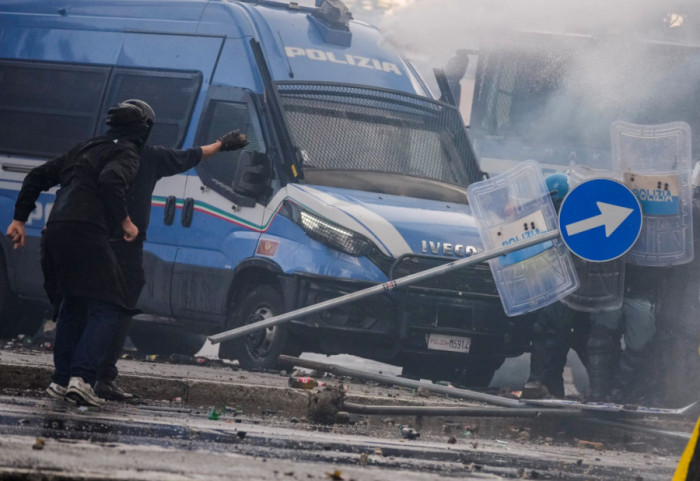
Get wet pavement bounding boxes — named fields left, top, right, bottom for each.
left=1, top=340, right=695, bottom=479
left=0, top=392, right=684, bottom=480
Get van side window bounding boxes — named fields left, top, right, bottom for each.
left=99, top=69, right=202, bottom=148
left=195, top=100, right=266, bottom=201
left=0, top=61, right=109, bottom=157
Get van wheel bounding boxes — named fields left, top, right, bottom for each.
left=0, top=254, right=22, bottom=339
left=219, top=285, right=287, bottom=371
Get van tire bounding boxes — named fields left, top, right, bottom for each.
left=219, top=285, right=287, bottom=370
left=0, top=254, right=22, bottom=339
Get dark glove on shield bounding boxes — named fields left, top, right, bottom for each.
left=217, top=130, right=249, bottom=151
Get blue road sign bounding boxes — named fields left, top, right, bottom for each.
left=559, top=179, right=642, bottom=262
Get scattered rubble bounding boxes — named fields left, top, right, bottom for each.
left=308, top=384, right=346, bottom=425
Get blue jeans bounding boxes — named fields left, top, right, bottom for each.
left=52, top=296, right=122, bottom=387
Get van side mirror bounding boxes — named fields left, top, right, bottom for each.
left=231, top=150, right=269, bottom=207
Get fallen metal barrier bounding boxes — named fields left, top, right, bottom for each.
left=342, top=402, right=584, bottom=418
left=280, top=354, right=526, bottom=409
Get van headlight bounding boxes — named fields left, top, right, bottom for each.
left=286, top=204, right=375, bottom=257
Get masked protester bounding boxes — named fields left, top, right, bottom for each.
left=6, top=100, right=153, bottom=406
left=92, top=106, right=248, bottom=401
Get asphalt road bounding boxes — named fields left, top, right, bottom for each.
left=0, top=342, right=692, bottom=480
left=0, top=393, right=683, bottom=480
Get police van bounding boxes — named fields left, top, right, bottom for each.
left=0, top=0, right=529, bottom=386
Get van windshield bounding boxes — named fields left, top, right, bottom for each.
left=471, top=37, right=700, bottom=172
left=277, top=83, right=480, bottom=200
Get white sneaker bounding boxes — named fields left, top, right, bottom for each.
left=45, top=382, right=68, bottom=401
left=66, top=377, right=105, bottom=407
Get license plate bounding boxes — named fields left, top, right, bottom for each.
left=426, top=334, right=471, bottom=353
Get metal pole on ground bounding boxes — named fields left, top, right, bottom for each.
left=209, top=229, right=560, bottom=345
left=279, top=354, right=524, bottom=408
left=342, top=402, right=584, bottom=418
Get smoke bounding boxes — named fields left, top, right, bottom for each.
left=368, top=0, right=700, bottom=408
left=377, top=0, right=688, bottom=68
left=368, top=0, right=700, bottom=170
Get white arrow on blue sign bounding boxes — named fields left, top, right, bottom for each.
left=559, top=178, right=642, bottom=262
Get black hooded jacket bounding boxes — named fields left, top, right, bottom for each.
left=14, top=135, right=140, bottom=234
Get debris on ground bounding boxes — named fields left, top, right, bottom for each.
left=289, top=376, right=326, bottom=389
left=465, top=424, right=480, bottom=437
left=32, top=437, right=45, bottom=450
left=399, top=424, right=420, bottom=440
left=308, top=384, right=346, bottom=425
left=577, top=439, right=605, bottom=450
left=325, top=469, right=345, bottom=480
left=335, top=411, right=350, bottom=424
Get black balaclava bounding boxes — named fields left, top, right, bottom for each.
left=105, top=100, right=156, bottom=148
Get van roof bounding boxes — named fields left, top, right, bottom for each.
left=0, top=0, right=427, bottom=94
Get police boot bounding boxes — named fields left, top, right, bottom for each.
left=610, top=349, right=647, bottom=404
left=585, top=326, right=620, bottom=401
left=522, top=380, right=554, bottom=399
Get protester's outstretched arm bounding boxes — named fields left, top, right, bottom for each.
left=151, top=130, right=248, bottom=179
left=202, top=129, right=248, bottom=159
left=199, top=141, right=221, bottom=159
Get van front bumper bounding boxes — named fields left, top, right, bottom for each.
left=278, top=270, right=530, bottom=361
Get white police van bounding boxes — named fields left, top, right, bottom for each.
left=0, top=0, right=530, bottom=386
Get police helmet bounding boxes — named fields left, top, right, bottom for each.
left=546, top=173, right=569, bottom=203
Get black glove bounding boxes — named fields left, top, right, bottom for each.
left=217, top=130, right=249, bottom=151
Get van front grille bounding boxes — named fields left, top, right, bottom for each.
left=390, top=255, right=498, bottom=297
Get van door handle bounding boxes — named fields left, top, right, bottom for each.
left=163, top=196, right=177, bottom=225
left=181, top=197, right=195, bottom=228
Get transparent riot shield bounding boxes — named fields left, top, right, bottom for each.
left=467, top=160, right=579, bottom=316
left=561, top=164, right=625, bottom=312
left=612, top=121, right=693, bottom=266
